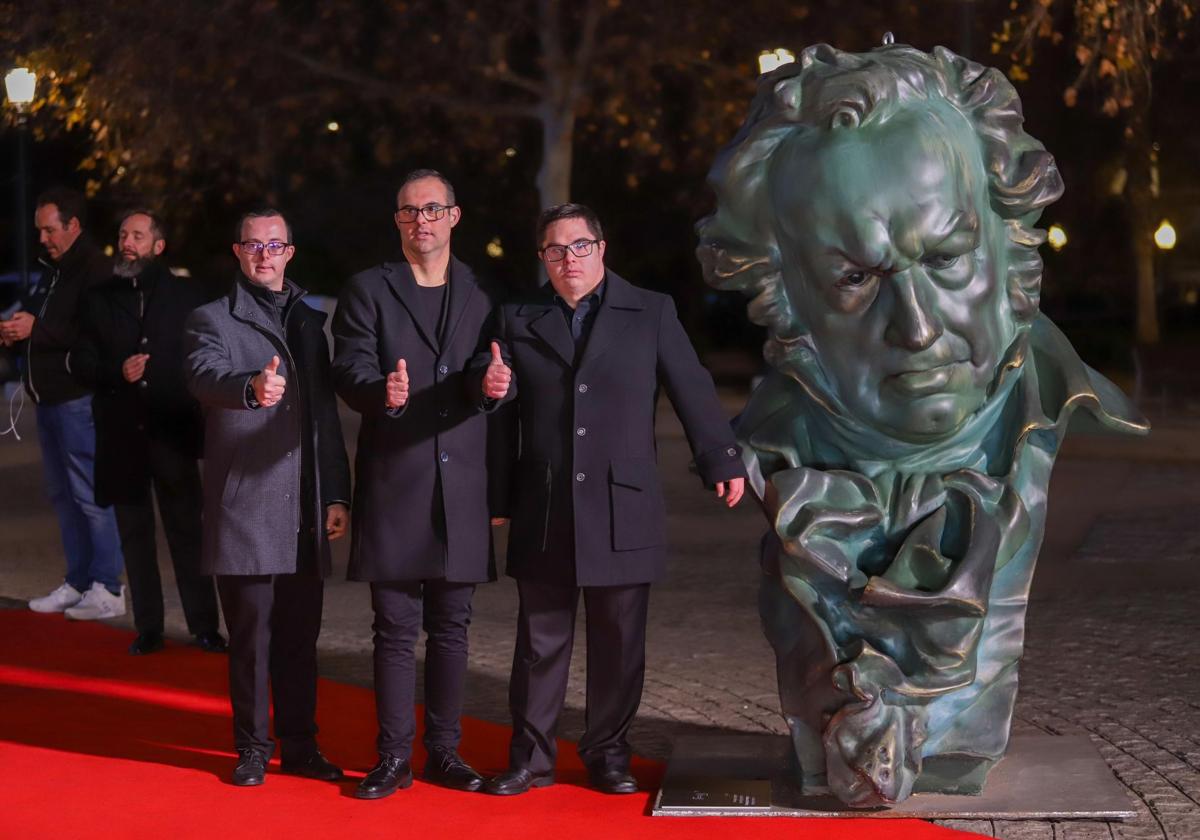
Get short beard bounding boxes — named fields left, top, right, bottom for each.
left=113, top=256, right=152, bottom=278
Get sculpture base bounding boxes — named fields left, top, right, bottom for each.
left=651, top=734, right=1136, bottom=820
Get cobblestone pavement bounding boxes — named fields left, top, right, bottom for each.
left=2, top=387, right=1199, bottom=839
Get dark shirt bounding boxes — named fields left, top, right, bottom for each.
left=553, top=278, right=605, bottom=359
left=416, top=281, right=448, bottom=343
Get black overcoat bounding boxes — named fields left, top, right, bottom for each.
left=473, top=271, right=744, bottom=587
left=183, top=277, right=351, bottom=577
left=332, top=257, right=503, bottom=583
left=73, top=262, right=206, bottom=505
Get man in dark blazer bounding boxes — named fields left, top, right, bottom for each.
left=475, top=203, right=746, bottom=796
left=333, top=170, right=503, bottom=799
left=183, top=209, right=351, bottom=787
left=74, top=208, right=224, bottom=656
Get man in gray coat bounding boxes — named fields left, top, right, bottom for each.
left=184, top=209, right=351, bottom=787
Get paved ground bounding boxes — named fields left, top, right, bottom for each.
left=2, top=382, right=1199, bottom=839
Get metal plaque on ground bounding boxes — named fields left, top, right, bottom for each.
left=652, top=734, right=1137, bottom=820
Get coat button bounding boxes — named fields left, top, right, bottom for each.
left=727, top=447, right=737, bottom=456
left=139, top=337, right=148, bottom=346
left=576, top=472, right=585, bottom=482
left=438, top=364, right=449, bottom=375
left=440, top=451, right=450, bottom=463
left=576, top=427, right=586, bottom=436
left=284, top=493, right=291, bottom=500
left=439, top=408, right=449, bottom=418
left=578, top=383, right=588, bottom=393
left=138, top=380, right=148, bottom=389
left=286, top=450, right=293, bottom=458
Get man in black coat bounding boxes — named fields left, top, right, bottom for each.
left=183, top=209, right=351, bottom=787
left=475, top=203, right=746, bottom=796
left=332, top=170, right=503, bottom=799
left=74, top=209, right=223, bottom=656
left=2, top=187, right=126, bottom=619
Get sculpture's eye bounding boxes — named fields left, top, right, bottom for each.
left=922, top=254, right=960, bottom=271
left=838, top=271, right=872, bottom=288
left=830, top=107, right=861, bottom=129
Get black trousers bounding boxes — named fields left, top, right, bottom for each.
left=371, top=579, right=475, bottom=758
left=507, top=579, right=650, bottom=775
left=114, top=439, right=219, bottom=637
left=217, top=572, right=324, bottom=758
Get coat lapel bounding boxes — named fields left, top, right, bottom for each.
left=525, top=303, right=576, bottom=367
left=577, top=271, right=644, bottom=370
left=382, top=262, right=439, bottom=353
left=442, top=256, right=477, bottom=352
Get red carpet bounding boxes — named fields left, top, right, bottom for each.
left=0, top=611, right=979, bottom=839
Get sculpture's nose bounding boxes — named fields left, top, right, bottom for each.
left=884, top=269, right=943, bottom=352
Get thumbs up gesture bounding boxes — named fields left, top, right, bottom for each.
left=386, top=358, right=409, bottom=409
left=252, top=355, right=287, bottom=408
left=482, top=341, right=512, bottom=400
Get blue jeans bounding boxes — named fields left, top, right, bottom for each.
left=35, top=395, right=124, bottom=593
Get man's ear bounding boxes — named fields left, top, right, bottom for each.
left=152, top=239, right=166, bottom=257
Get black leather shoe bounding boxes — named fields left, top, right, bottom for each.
left=128, top=631, right=164, bottom=656
left=484, top=767, right=554, bottom=796
left=355, top=754, right=413, bottom=800
left=194, top=631, right=228, bottom=653
left=588, top=768, right=638, bottom=795
left=422, top=746, right=484, bottom=792
left=231, top=749, right=268, bottom=786
left=281, top=749, right=344, bottom=781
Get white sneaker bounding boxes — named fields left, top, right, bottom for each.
left=29, top=582, right=83, bottom=613
left=64, top=582, right=126, bottom=621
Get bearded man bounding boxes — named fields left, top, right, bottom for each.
left=74, top=208, right=224, bottom=655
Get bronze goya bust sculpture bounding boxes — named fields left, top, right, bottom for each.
left=697, top=42, right=1149, bottom=807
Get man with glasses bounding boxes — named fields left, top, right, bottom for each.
left=474, top=203, right=746, bottom=796
left=183, top=209, right=351, bottom=787
left=73, top=208, right=224, bottom=655
left=333, top=170, right=504, bottom=799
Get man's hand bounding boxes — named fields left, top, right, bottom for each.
left=325, top=503, right=349, bottom=540
left=0, top=312, right=35, bottom=344
left=482, top=341, right=512, bottom=400
left=490, top=517, right=510, bottom=526
left=122, top=353, right=150, bottom=383
left=385, top=358, right=409, bottom=409
left=252, top=355, right=286, bottom=408
left=715, top=477, right=745, bottom=508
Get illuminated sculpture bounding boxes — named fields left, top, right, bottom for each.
left=697, top=42, right=1148, bottom=807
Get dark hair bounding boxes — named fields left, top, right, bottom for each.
left=234, top=208, right=292, bottom=243
left=535, top=203, right=604, bottom=248
left=396, top=169, right=456, bottom=206
left=35, top=186, right=87, bottom=229
left=118, top=207, right=166, bottom=242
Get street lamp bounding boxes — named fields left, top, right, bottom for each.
left=5, top=67, right=36, bottom=290
left=1154, top=219, right=1177, bottom=251
left=758, top=48, right=796, bottom=75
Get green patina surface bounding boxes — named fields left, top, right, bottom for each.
left=697, top=42, right=1148, bottom=808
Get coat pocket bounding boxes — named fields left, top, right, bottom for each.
left=609, top=458, right=665, bottom=551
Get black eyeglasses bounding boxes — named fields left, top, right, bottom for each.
left=239, top=240, right=292, bottom=256
left=396, top=204, right=455, bottom=223
left=541, top=239, right=599, bottom=262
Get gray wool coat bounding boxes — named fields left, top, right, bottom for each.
left=183, top=277, right=351, bottom=577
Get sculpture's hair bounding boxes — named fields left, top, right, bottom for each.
left=697, top=44, right=1063, bottom=367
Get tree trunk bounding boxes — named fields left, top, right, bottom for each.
left=537, top=105, right=575, bottom=209
left=1126, top=96, right=1160, bottom=345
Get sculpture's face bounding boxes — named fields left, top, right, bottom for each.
left=772, top=104, right=1017, bottom=442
